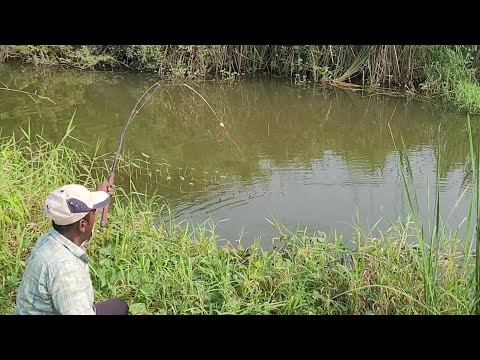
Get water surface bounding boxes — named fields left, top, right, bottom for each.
left=0, top=64, right=475, bottom=246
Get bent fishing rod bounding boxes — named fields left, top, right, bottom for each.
left=100, top=81, right=161, bottom=226
left=100, top=81, right=244, bottom=227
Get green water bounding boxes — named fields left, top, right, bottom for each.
left=0, top=64, right=474, bottom=246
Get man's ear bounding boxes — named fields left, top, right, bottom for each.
left=78, top=218, right=87, bottom=233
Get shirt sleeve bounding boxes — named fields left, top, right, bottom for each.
left=50, top=260, right=96, bottom=315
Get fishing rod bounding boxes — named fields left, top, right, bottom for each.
left=100, top=81, right=244, bottom=226
left=100, top=80, right=161, bottom=226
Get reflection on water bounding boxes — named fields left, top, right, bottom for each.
left=0, top=63, right=477, bottom=245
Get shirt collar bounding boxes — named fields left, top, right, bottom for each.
left=48, top=228, right=89, bottom=263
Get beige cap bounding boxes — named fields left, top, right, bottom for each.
left=44, top=184, right=110, bottom=225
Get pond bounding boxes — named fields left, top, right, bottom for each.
left=0, top=64, right=474, bottom=247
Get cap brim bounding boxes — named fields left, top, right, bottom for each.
left=90, top=191, right=110, bottom=209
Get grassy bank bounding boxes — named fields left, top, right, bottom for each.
left=1, top=120, right=479, bottom=314
left=2, top=45, right=480, bottom=113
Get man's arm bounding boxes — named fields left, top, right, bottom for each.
left=50, top=260, right=96, bottom=315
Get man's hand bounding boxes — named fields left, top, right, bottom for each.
left=96, top=182, right=114, bottom=197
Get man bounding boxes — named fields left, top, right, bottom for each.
left=15, top=182, right=129, bottom=315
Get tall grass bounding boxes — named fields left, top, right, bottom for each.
left=3, top=45, right=480, bottom=114
left=2, top=46, right=480, bottom=107
left=466, top=114, right=480, bottom=314
left=0, top=118, right=479, bottom=314
left=389, top=114, right=480, bottom=313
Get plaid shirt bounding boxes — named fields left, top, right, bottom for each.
left=15, top=228, right=96, bottom=315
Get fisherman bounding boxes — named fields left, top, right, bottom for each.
left=15, top=181, right=129, bottom=315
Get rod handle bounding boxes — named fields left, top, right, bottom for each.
left=100, top=171, right=116, bottom=227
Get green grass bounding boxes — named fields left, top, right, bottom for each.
left=454, top=81, right=480, bottom=114
left=1, top=119, right=479, bottom=315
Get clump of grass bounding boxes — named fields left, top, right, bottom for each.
left=0, top=45, right=114, bottom=70
left=454, top=81, right=480, bottom=114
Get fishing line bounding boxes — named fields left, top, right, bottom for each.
left=100, top=80, right=244, bottom=226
